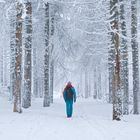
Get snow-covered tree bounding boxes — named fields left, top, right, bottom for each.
left=9, top=3, right=16, bottom=101
left=50, top=6, right=55, bottom=103
left=119, top=0, right=129, bottom=115
left=22, top=1, right=32, bottom=108
left=131, top=0, right=140, bottom=114
left=13, top=1, right=23, bottom=113
left=43, top=2, right=50, bottom=107
left=110, top=0, right=122, bottom=121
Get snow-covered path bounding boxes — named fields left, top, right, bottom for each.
left=0, top=96, right=140, bottom=140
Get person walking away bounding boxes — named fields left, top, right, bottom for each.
left=63, top=82, right=76, bottom=118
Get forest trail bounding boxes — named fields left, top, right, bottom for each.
left=0, top=96, right=140, bottom=140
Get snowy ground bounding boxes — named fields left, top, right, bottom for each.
left=0, top=96, right=140, bottom=140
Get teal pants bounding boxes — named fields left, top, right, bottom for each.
left=66, top=100, right=73, bottom=117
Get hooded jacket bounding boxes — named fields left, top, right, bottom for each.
left=63, top=83, right=76, bottom=102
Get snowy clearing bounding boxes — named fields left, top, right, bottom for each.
left=0, top=96, right=140, bottom=140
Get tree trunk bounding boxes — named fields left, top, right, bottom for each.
left=98, top=65, right=102, bottom=99
left=85, top=68, right=88, bottom=98
left=33, top=47, right=38, bottom=97
left=110, top=0, right=122, bottom=121
left=119, top=0, right=129, bottom=115
left=93, top=66, right=97, bottom=99
left=50, top=11, right=55, bottom=103
left=43, top=3, right=50, bottom=107
left=22, top=2, right=32, bottom=108
left=0, top=47, right=4, bottom=87
left=13, top=2, right=23, bottom=113
left=108, top=1, right=115, bottom=104
left=131, top=0, right=140, bottom=114
left=10, top=9, right=16, bottom=101
left=50, top=59, right=54, bottom=103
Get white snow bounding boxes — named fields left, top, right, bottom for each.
left=0, top=96, right=140, bottom=140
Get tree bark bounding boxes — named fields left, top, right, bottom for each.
left=43, top=3, right=50, bottom=107
left=13, top=2, right=23, bottom=113
left=120, top=0, right=129, bottom=115
left=108, top=0, right=116, bottom=104
left=131, top=0, right=140, bottom=114
left=110, top=0, right=122, bottom=121
left=50, top=59, right=54, bottom=103
left=50, top=11, right=55, bottom=103
left=22, top=2, right=32, bottom=108
left=10, top=8, right=16, bottom=101
left=93, top=66, right=97, bottom=99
